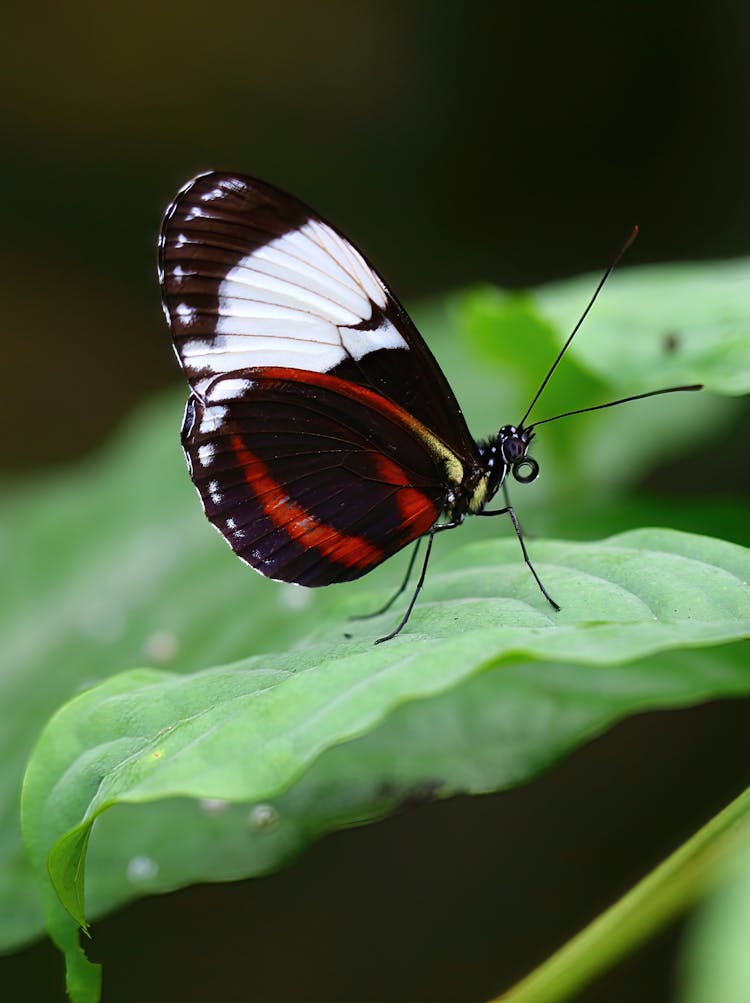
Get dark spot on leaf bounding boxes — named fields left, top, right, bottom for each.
left=663, top=331, right=680, bottom=353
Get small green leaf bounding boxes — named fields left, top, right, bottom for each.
left=48, top=827, right=94, bottom=929
left=680, top=824, right=750, bottom=1003
left=459, top=286, right=605, bottom=419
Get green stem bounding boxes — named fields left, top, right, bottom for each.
left=492, top=783, right=750, bottom=1003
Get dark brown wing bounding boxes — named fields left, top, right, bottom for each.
left=159, top=171, right=478, bottom=463
left=181, top=368, right=458, bottom=586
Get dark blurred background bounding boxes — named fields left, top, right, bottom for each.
left=3, top=1, right=749, bottom=1000
left=3, top=0, right=749, bottom=471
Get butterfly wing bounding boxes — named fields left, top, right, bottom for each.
left=183, top=369, right=451, bottom=585
left=159, top=171, right=477, bottom=461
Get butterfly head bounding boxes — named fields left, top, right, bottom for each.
left=497, top=425, right=539, bottom=484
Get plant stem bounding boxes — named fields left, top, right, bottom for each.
left=491, top=783, right=750, bottom=1003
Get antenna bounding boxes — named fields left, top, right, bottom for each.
left=519, top=225, right=639, bottom=429
left=527, top=384, right=703, bottom=429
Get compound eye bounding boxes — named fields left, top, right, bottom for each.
left=503, top=436, right=525, bottom=463
left=512, top=456, right=539, bottom=484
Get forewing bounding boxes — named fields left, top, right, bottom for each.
left=159, top=171, right=477, bottom=460
left=182, top=370, right=447, bottom=586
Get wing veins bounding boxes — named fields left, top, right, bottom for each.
left=170, top=236, right=369, bottom=317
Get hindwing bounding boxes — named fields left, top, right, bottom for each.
left=182, top=369, right=455, bottom=585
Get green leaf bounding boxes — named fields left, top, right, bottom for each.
left=534, top=258, right=750, bottom=396
left=3, top=260, right=748, bottom=957
left=20, top=529, right=750, bottom=1000
left=680, top=821, right=750, bottom=1003
left=57, top=640, right=750, bottom=921
left=459, top=286, right=605, bottom=428
left=454, top=270, right=745, bottom=492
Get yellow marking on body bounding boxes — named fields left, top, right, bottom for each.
left=468, top=476, right=490, bottom=513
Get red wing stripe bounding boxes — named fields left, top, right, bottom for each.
left=230, top=435, right=384, bottom=570
left=373, top=455, right=440, bottom=533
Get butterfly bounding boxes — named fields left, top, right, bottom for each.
left=158, top=172, right=700, bottom=643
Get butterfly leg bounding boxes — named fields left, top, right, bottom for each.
left=500, top=481, right=530, bottom=537
left=374, top=521, right=459, bottom=644
left=350, top=537, right=424, bottom=622
left=477, top=505, right=560, bottom=611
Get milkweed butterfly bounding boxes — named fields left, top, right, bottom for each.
left=158, top=172, right=700, bottom=642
